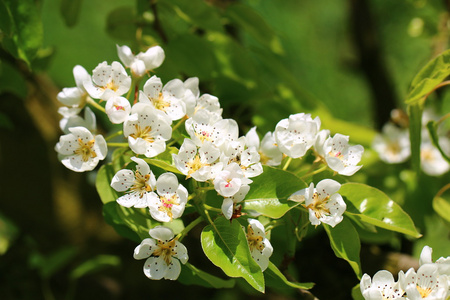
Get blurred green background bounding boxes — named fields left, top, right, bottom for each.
left=1, top=0, right=449, bottom=299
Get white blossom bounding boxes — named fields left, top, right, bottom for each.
left=274, top=113, right=321, bottom=158
left=360, top=270, right=406, bottom=299
left=220, top=136, right=263, bottom=178
left=404, top=264, right=448, bottom=300
left=221, top=185, right=250, bottom=220
left=373, top=123, right=410, bottom=164
left=58, top=106, right=96, bottom=134
left=110, top=157, right=156, bottom=208
left=55, top=126, right=107, bottom=172
left=105, top=96, right=131, bottom=124
left=183, top=77, right=200, bottom=116
left=123, top=103, right=172, bottom=158
left=246, top=219, right=273, bottom=271
left=134, top=226, right=188, bottom=280
left=148, top=173, right=188, bottom=222
left=289, top=179, right=346, bottom=227
left=172, top=138, right=222, bottom=182
left=420, top=139, right=450, bottom=176
left=84, top=61, right=131, bottom=100
left=214, top=162, right=252, bottom=198
left=139, top=76, right=186, bottom=121
left=245, top=127, right=282, bottom=167
left=117, top=45, right=165, bottom=77
left=57, top=65, right=90, bottom=107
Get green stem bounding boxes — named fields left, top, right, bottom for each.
left=172, top=117, right=186, bottom=132
left=203, top=204, right=222, bottom=213
left=86, top=97, right=105, bottom=113
left=105, top=130, right=123, bottom=141
left=107, top=142, right=129, bottom=147
left=282, top=156, right=293, bottom=171
left=178, top=216, right=203, bottom=242
left=300, top=164, right=328, bottom=180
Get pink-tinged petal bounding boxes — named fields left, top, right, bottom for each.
left=163, top=258, right=181, bottom=280
left=143, top=256, right=166, bottom=280
left=149, top=226, right=174, bottom=242
left=110, top=169, right=134, bottom=192
left=133, top=238, right=156, bottom=260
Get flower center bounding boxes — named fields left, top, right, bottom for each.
left=186, top=155, right=206, bottom=177
left=247, top=225, right=264, bottom=252
left=153, top=92, right=170, bottom=111
left=158, top=194, right=179, bottom=220
left=130, top=124, right=154, bottom=143
left=106, top=80, right=119, bottom=92
left=416, top=285, right=432, bottom=298
left=74, top=138, right=97, bottom=162
left=304, top=193, right=331, bottom=219
left=421, top=149, right=434, bottom=161
left=195, top=130, right=212, bottom=143
left=130, top=171, right=152, bottom=197
left=153, top=238, right=178, bottom=265
left=114, top=104, right=126, bottom=111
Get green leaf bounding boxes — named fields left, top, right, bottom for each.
left=433, top=195, right=450, bottom=223
left=70, top=255, right=120, bottom=280
left=35, top=247, right=78, bottom=279
left=178, top=262, right=236, bottom=288
left=426, top=121, right=450, bottom=163
left=96, top=164, right=120, bottom=204
left=324, top=218, right=362, bottom=279
left=406, top=49, right=450, bottom=104
left=106, top=6, right=136, bottom=41
left=168, top=0, right=224, bottom=32
left=60, top=0, right=83, bottom=27
left=201, top=217, right=265, bottom=292
left=0, top=0, right=43, bottom=65
left=341, top=183, right=421, bottom=238
left=144, top=146, right=182, bottom=174
left=102, top=203, right=140, bottom=242
left=265, top=262, right=314, bottom=290
left=351, top=284, right=364, bottom=300
left=242, top=166, right=306, bottom=219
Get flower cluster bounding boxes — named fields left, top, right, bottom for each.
left=54, top=44, right=365, bottom=281
left=360, top=246, right=450, bottom=300
left=372, top=109, right=450, bottom=176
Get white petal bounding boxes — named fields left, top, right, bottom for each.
left=110, top=169, right=134, bottom=192
left=143, top=256, right=166, bottom=280
left=149, top=226, right=174, bottom=242
left=221, top=198, right=234, bottom=220
left=316, top=179, right=341, bottom=196
left=134, top=238, right=156, bottom=259
left=163, top=258, right=181, bottom=280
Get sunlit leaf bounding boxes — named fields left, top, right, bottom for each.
left=406, top=49, right=450, bottom=104
left=201, top=217, right=265, bottom=292
left=265, top=261, right=314, bottom=290
left=324, top=218, right=362, bottom=279
left=96, top=164, right=120, bottom=204
left=242, top=166, right=306, bottom=219
left=340, top=183, right=421, bottom=238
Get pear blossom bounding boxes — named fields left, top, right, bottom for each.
left=419, top=245, right=450, bottom=298
left=289, top=179, right=346, bottom=227
left=220, top=137, right=263, bottom=179
left=58, top=106, right=96, bottom=134
left=186, top=109, right=238, bottom=148
left=123, top=103, right=172, bottom=158
left=183, top=77, right=200, bottom=116
left=194, top=94, right=222, bottom=116
left=221, top=184, right=250, bottom=219
left=110, top=157, right=156, bottom=208
left=360, top=270, right=406, bottom=299
left=404, top=264, right=448, bottom=299
left=317, top=133, right=364, bottom=176
left=214, top=162, right=252, bottom=198
left=105, top=96, right=131, bottom=124
left=139, top=76, right=186, bottom=121
left=245, top=127, right=282, bottom=167
left=172, top=138, right=223, bottom=182
left=274, top=113, right=321, bottom=158
left=372, top=123, right=410, bottom=164
left=246, top=219, right=273, bottom=271
left=84, top=61, right=131, bottom=100
left=148, top=173, right=188, bottom=222
left=420, top=139, right=450, bottom=176
left=134, top=226, right=188, bottom=280
left=55, top=126, right=107, bottom=172
left=57, top=65, right=90, bottom=107
left=117, top=45, right=165, bottom=77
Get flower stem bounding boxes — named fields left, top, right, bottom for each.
left=203, top=204, right=222, bottom=213
left=178, top=216, right=203, bottom=242
left=300, top=164, right=328, bottom=180
left=105, top=130, right=124, bottom=141
left=86, top=97, right=105, bottom=113
left=172, top=117, right=186, bottom=132
left=107, top=142, right=129, bottom=147
left=282, top=156, right=293, bottom=171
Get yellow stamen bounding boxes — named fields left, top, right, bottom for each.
left=186, top=155, right=206, bottom=178
left=153, top=237, right=178, bottom=265
left=158, top=194, right=179, bottom=220
left=247, top=225, right=264, bottom=252
left=303, top=193, right=331, bottom=219
left=130, top=124, right=154, bottom=143
left=416, top=285, right=432, bottom=298
left=153, top=92, right=170, bottom=111
left=129, top=171, right=152, bottom=198
left=74, top=138, right=97, bottom=162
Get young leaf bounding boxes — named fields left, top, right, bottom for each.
left=351, top=284, right=364, bottom=300
left=340, top=183, right=421, bottom=238
left=406, top=49, right=450, bottom=104
left=201, top=217, right=265, bottom=292
left=242, top=166, right=306, bottom=219
left=433, top=195, right=450, bottom=223
left=178, top=262, right=236, bottom=289
left=426, top=120, right=450, bottom=163
left=265, top=261, right=314, bottom=290
left=324, top=218, right=362, bottom=279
